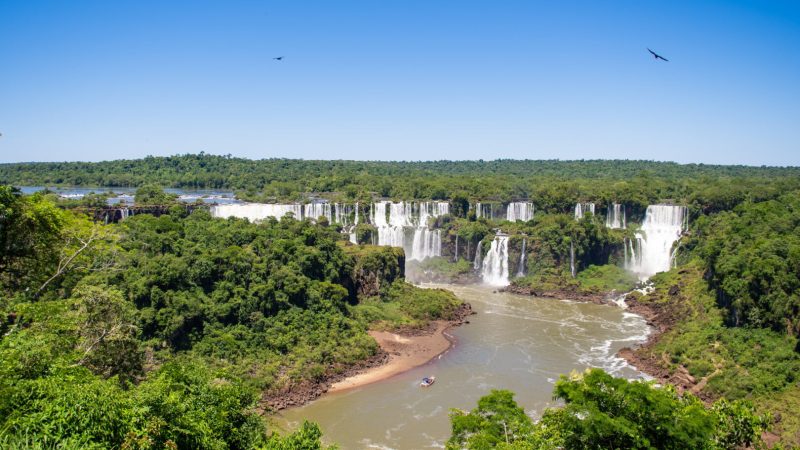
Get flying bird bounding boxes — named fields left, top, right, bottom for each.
left=647, top=48, right=669, bottom=62
left=273, top=56, right=284, bottom=61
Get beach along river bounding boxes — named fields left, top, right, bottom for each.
left=278, top=284, right=650, bottom=449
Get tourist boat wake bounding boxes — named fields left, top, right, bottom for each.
left=420, top=376, right=436, bottom=387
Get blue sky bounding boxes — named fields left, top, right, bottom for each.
left=1, top=0, right=798, bottom=165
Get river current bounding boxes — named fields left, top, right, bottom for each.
left=278, top=284, right=650, bottom=449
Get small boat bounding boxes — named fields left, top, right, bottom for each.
left=420, top=376, right=436, bottom=387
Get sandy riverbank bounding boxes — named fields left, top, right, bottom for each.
left=328, top=321, right=456, bottom=392
left=263, top=303, right=472, bottom=410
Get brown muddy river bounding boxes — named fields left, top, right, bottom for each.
left=278, top=284, right=650, bottom=449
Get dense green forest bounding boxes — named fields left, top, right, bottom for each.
left=0, top=186, right=461, bottom=448
left=5, top=154, right=799, bottom=190
left=447, top=370, right=767, bottom=449
left=3, top=155, right=800, bottom=217
left=3, top=155, right=800, bottom=448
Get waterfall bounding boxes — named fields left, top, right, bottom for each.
left=475, top=202, right=493, bottom=220
left=305, top=203, right=333, bottom=223
left=570, top=241, right=576, bottom=278
left=411, top=229, right=441, bottom=260
left=371, top=201, right=386, bottom=226
left=389, top=202, right=414, bottom=227
left=334, top=203, right=353, bottom=226
left=605, top=203, right=626, bottom=229
left=624, top=238, right=641, bottom=271
left=454, top=234, right=459, bottom=262
left=210, top=203, right=303, bottom=222
left=473, top=243, right=483, bottom=270
left=408, top=202, right=448, bottom=260
left=506, top=202, right=534, bottom=222
left=418, top=201, right=449, bottom=227
left=374, top=201, right=406, bottom=248
left=516, top=238, right=527, bottom=277
left=348, top=202, right=359, bottom=244
left=624, top=237, right=629, bottom=267
left=372, top=201, right=449, bottom=261
left=210, top=200, right=449, bottom=259
left=626, top=205, right=688, bottom=280
left=482, top=234, right=510, bottom=286
left=574, top=202, right=595, bottom=220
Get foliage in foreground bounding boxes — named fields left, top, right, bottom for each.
left=0, top=187, right=459, bottom=448
left=447, top=369, right=769, bottom=450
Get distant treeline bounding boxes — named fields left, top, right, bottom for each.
left=3, top=154, right=800, bottom=211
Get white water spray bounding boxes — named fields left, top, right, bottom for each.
left=372, top=201, right=449, bottom=261
left=570, top=241, right=576, bottom=278
left=606, top=203, right=626, bottom=229
left=210, top=203, right=303, bottom=222
left=348, top=202, right=359, bottom=244
left=574, top=202, right=595, bottom=220
left=475, top=202, right=493, bottom=220
left=482, top=234, right=510, bottom=286
left=626, top=205, right=688, bottom=280
left=473, top=243, right=483, bottom=270
left=517, top=238, right=527, bottom=277
left=305, top=203, right=332, bottom=223
left=506, top=202, right=534, bottom=222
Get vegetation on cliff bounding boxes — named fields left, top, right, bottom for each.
left=0, top=186, right=459, bottom=448
left=3, top=155, right=800, bottom=447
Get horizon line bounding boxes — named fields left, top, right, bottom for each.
left=1, top=153, right=798, bottom=169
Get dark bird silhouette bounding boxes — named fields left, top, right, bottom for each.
left=273, top=56, right=284, bottom=61
left=647, top=48, right=669, bottom=62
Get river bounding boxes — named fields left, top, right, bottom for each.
left=278, top=284, right=650, bottom=449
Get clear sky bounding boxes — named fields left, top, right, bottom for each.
left=1, top=0, right=799, bottom=165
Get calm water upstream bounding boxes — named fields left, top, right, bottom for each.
left=278, top=284, right=650, bottom=449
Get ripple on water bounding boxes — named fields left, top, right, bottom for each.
left=279, top=284, right=652, bottom=450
